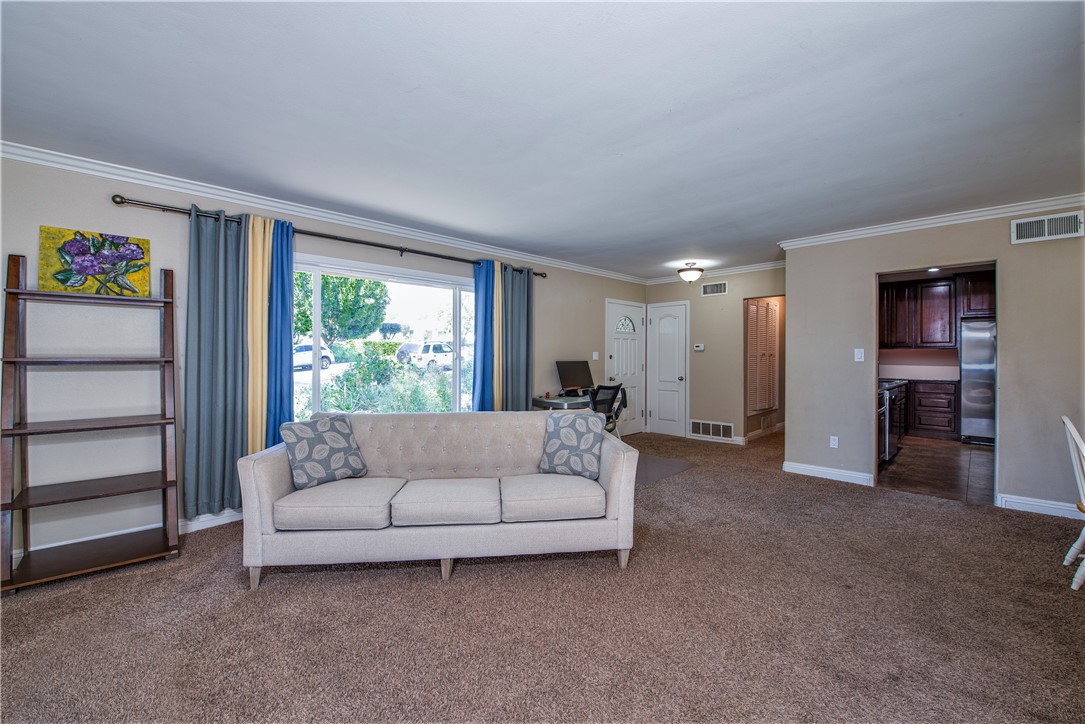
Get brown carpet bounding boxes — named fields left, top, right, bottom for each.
left=3, top=432, right=1082, bottom=723
left=635, top=452, right=693, bottom=485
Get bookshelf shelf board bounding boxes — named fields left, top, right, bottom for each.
left=3, top=528, right=176, bottom=591
left=2, top=414, right=174, bottom=436
left=6, top=471, right=171, bottom=510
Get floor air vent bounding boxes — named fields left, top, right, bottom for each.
left=691, top=419, right=734, bottom=441
left=1011, top=211, right=1083, bottom=244
left=701, top=281, right=727, bottom=296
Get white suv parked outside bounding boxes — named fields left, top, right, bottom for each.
left=397, top=341, right=454, bottom=370
left=292, top=341, right=335, bottom=370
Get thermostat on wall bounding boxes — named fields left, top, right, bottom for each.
left=693, top=343, right=705, bottom=352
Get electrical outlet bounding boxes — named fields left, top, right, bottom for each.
left=829, top=435, right=839, bottom=449
left=854, top=348, right=864, bottom=362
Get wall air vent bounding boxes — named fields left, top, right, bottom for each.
left=701, top=281, right=728, bottom=296
left=690, top=419, right=734, bottom=441
left=1011, top=211, right=1083, bottom=244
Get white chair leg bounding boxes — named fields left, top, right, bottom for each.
left=617, top=549, right=630, bottom=569
left=440, top=558, right=454, bottom=581
left=249, top=566, right=262, bottom=591
left=1073, top=560, right=1085, bottom=591
left=1064, top=526, right=1085, bottom=566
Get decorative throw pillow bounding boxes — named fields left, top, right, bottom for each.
left=538, top=412, right=605, bottom=480
left=279, top=415, right=367, bottom=490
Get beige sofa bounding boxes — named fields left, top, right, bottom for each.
left=236, top=410, right=639, bottom=589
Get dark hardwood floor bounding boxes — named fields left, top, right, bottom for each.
left=877, top=435, right=994, bottom=505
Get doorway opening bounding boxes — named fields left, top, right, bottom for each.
left=744, top=295, right=786, bottom=441
left=875, top=262, right=996, bottom=504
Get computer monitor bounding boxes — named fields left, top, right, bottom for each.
left=555, top=360, right=594, bottom=395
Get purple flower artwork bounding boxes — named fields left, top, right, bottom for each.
left=38, top=226, right=151, bottom=296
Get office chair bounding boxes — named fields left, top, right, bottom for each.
left=588, top=384, right=627, bottom=438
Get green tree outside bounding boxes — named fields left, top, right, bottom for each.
left=293, top=272, right=390, bottom=346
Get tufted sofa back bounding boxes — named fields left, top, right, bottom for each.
left=313, top=411, right=559, bottom=480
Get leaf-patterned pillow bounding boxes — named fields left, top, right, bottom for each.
left=280, top=415, right=367, bottom=490
left=538, top=412, right=605, bottom=480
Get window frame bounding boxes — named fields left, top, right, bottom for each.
left=293, top=252, right=475, bottom=414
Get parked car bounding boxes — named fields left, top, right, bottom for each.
left=293, top=342, right=335, bottom=370
left=396, top=341, right=454, bottom=370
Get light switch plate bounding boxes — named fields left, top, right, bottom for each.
left=592, top=351, right=599, bottom=360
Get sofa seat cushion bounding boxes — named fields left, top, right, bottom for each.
left=274, top=477, right=406, bottom=531
left=391, top=478, right=501, bottom=526
left=500, top=473, right=606, bottom=523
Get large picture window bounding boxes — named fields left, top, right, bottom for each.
left=292, top=255, right=474, bottom=420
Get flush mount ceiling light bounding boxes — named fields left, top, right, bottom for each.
left=677, top=262, right=704, bottom=284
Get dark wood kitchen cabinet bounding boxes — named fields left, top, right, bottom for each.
left=879, top=279, right=955, bottom=348
left=914, top=280, right=956, bottom=347
left=957, top=271, right=995, bottom=318
left=909, top=380, right=959, bottom=440
left=879, top=282, right=915, bottom=348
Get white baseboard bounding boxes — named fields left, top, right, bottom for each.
left=180, top=508, right=243, bottom=534
left=996, top=494, right=1085, bottom=520
left=690, top=433, right=746, bottom=446
left=782, top=461, right=874, bottom=487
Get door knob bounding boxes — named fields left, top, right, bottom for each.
left=678, top=376, right=685, bottom=381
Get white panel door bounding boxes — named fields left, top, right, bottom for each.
left=605, top=299, right=645, bottom=436
left=647, top=301, right=688, bottom=436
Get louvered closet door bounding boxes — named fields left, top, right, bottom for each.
left=747, top=299, right=779, bottom=414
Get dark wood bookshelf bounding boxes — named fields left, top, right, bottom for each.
left=5, top=471, right=170, bottom=510
left=6, top=528, right=174, bottom=590
left=2, top=254, right=179, bottom=593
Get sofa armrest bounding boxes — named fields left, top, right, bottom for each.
left=598, top=433, right=639, bottom=522
left=236, top=443, right=294, bottom=564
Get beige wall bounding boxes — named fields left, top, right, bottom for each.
left=647, top=268, right=786, bottom=438
left=531, top=267, right=645, bottom=396
left=784, top=209, right=1085, bottom=505
left=0, top=159, right=643, bottom=542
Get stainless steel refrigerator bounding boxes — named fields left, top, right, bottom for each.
left=960, top=318, right=996, bottom=444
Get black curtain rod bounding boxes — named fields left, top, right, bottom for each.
left=110, top=194, right=546, bottom=277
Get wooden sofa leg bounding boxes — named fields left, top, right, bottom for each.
left=440, top=558, right=454, bottom=581
left=617, top=549, right=630, bottom=569
left=249, top=566, right=262, bottom=590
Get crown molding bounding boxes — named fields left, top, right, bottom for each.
left=644, top=260, right=786, bottom=286
left=1, top=142, right=648, bottom=285
left=778, top=193, right=1085, bottom=251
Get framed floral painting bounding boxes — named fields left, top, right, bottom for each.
left=38, top=226, right=151, bottom=297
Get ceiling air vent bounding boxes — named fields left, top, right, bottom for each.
left=1011, top=211, right=1083, bottom=244
left=701, top=281, right=727, bottom=296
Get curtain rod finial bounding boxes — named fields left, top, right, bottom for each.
left=111, top=194, right=127, bottom=206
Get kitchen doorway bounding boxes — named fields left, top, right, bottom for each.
left=875, top=262, right=996, bottom=504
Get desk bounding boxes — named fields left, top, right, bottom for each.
left=532, top=395, right=591, bottom=410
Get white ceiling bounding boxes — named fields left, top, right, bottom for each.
left=2, top=2, right=1082, bottom=280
